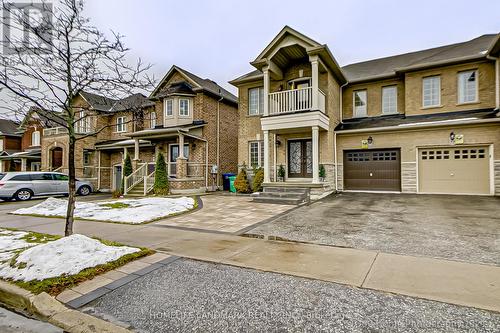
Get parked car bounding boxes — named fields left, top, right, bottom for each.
left=0, top=172, right=93, bottom=201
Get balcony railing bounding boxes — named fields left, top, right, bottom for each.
left=43, top=127, right=68, bottom=136
left=187, top=162, right=206, bottom=177
left=268, top=87, right=326, bottom=115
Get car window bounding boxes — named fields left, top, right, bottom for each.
left=31, top=173, right=54, bottom=181
left=53, top=174, right=69, bottom=181
left=0, top=173, right=5, bottom=180
left=10, top=174, right=31, bottom=181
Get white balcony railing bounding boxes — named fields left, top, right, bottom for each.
left=43, top=127, right=68, bottom=136
left=269, top=87, right=326, bottom=115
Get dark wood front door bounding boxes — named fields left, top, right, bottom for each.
left=343, top=149, right=401, bottom=191
left=288, top=139, right=312, bottom=178
left=51, top=147, right=63, bottom=169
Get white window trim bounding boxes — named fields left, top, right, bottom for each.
left=164, top=98, right=173, bottom=118
left=116, top=116, right=126, bottom=133
left=353, top=90, right=367, bottom=118
left=179, top=98, right=190, bottom=117
left=248, top=87, right=264, bottom=116
left=31, top=130, right=41, bottom=146
left=422, top=75, right=441, bottom=108
left=457, top=69, right=479, bottom=104
left=382, top=86, right=398, bottom=114
left=150, top=111, right=156, bottom=128
left=249, top=140, right=264, bottom=168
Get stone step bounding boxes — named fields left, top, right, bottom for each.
left=255, top=191, right=307, bottom=199
left=263, top=186, right=310, bottom=194
left=252, top=196, right=305, bottom=205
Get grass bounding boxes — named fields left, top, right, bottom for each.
left=100, top=202, right=131, bottom=209
left=1, top=228, right=154, bottom=295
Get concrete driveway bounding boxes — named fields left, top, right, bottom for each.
left=247, top=192, right=500, bottom=265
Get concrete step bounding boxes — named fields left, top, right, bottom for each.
left=252, top=196, right=304, bottom=205
left=256, top=191, right=307, bottom=199
left=263, top=186, right=310, bottom=194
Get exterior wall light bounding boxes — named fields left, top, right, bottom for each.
left=367, top=136, right=373, bottom=145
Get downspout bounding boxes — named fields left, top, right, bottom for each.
left=97, top=150, right=101, bottom=191
left=487, top=55, right=499, bottom=110
left=217, top=90, right=223, bottom=188
left=335, top=82, right=348, bottom=191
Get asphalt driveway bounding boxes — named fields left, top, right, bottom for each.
left=247, top=192, right=500, bottom=265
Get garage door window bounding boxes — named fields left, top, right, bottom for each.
left=454, top=148, right=485, bottom=159
left=346, top=152, right=369, bottom=161
left=421, top=150, right=450, bottom=160
left=373, top=151, right=397, bottom=161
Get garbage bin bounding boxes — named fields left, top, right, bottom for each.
left=222, top=173, right=236, bottom=191
left=229, top=176, right=237, bottom=193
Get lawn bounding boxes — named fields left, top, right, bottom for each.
left=11, top=196, right=196, bottom=224
left=0, top=228, right=152, bottom=295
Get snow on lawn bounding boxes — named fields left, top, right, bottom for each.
left=0, top=230, right=139, bottom=281
left=12, top=196, right=195, bottom=224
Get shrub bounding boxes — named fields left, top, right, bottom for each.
left=234, top=164, right=251, bottom=193
left=153, top=152, right=169, bottom=195
left=252, top=167, right=264, bottom=192
left=120, top=153, right=133, bottom=194
left=277, top=164, right=285, bottom=179
left=111, top=190, right=122, bottom=198
left=319, top=164, right=326, bottom=179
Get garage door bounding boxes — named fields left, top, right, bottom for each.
left=343, top=149, right=401, bottom=191
left=418, top=146, right=490, bottom=195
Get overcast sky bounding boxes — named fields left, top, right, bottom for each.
left=83, top=0, right=500, bottom=95
left=1, top=0, right=499, bottom=119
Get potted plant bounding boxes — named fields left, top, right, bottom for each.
left=319, top=164, right=326, bottom=182
left=277, top=164, right=285, bottom=182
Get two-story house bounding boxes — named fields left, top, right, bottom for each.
left=0, top=118, right=22, bottom=172
left=231, top=26, right=499, bottom=197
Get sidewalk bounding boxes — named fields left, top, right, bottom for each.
left=1, top=214, right=499, bottom=313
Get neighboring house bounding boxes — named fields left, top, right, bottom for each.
left=123, top=65, right=239, bottom=194
left=230, top=26, right=500, bottom=197
left=0, top=118, right=22, bottom=172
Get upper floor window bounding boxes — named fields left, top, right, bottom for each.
left=179, top=99, right=190, bottom=116
left=458, top=70, right=478, bottom=104
left=116, top=116, right=126, bottom=132
left=248, top=87, right=264, bottom=115
left=75, top=111, right=91, bottom=133
left=150, top=111, right=156, bottom=128
left=353, top=90, right=367, bottom=117
left=422, top=76, right=441, bottom=107
left=382, top=86, right=397, bottom=114
left=249, top=141, right=264, bottom=168
left=31, top=130, right=40, bottom=146
left=164, top=99, right=173, bottom=117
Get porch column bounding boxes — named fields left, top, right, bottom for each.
left=21, top=158, right=27, bottom=172
left=0, top=161, right=3, bottom=172
left=312, top=126, right=319, bottom=183
left=134, top=138, right=140, bottom=161
left=263, top=66, right=270, bottom=116
left=310, top=55, right=319, bottom=111
left=178, top=133, right=185, bottom=158
left=263, top=130, right=270, bottom=183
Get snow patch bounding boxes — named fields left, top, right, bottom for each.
left=0, top=234, right=139, bottom=281
left=12, top=197, right=195, bottom=224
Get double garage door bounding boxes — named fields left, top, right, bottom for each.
left=344, top=146, right=490, bottom=194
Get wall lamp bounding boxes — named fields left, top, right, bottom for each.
left=367, top=136, right=373, bottom=145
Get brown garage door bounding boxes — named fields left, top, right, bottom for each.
left=344, top=149, right=401, bottom=191
left=418, top=146, right=490, bottom=195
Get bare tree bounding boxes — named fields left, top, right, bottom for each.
left=0, top=0, right=155, bottom=235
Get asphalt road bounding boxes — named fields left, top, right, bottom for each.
left=84, top=258, right=500, bottom=333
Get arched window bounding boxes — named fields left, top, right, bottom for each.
left=31, top=130, right=41, bottom=146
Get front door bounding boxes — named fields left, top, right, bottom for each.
left=113, top=165, right=122, bottom=191
left=287, top=139, right=312, bottom=178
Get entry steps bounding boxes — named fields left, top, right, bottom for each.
left=252, top=186, right=310, bottom=205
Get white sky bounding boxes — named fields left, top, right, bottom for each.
left=1, top=0, right=499, bottom=118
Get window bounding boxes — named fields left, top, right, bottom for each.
left=458, top=70, right=478, bottom=104
left=11, top=174, right=31, bottom=181
left=382, top=86, right=397, bottom=114
left=249, top=141, right=264, bottom=168
left=164, top=99, right=173, bottom=117
left=83, top=150, right=92, bottom=165
left=248, top=87, right=264, bottom=115
left=353, top=90, right=367, bottom=117
left=31, top=173, right=53, bottom=180
left=31, top=130, right=40, bottom=146
left=179, top=99, right=190, bottom=116
left=422, top=76, right=441, bottom=107
left=75, top=111, right=91, bottom=133
left=53, top=174, right=69, bottom=181
left=150, top=111, right=156, bottom=128
left=116, top=116, right=126, bottom=132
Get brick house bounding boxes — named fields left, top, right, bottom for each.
left=0, top=118, right=22, bottom=172
left=230, top=26, right=500, bottom=198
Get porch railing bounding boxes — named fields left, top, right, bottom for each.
left=268, top=87, right=326, bottom=114
left=187, top=162, right=205, bottom=177
left=124, top=163, right=147, bottom=195
left=143, top=170, right=155, bottom=195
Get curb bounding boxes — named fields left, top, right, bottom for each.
left=0, top=280, right=131, bottom=333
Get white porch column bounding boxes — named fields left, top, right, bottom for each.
left=310, top=55, right=319, bottom=111
left=123, top=147, right=127, bottom=160
left=21, top=158, right=27, bottom=172
left=263, top=66, right=270, bottom=116
left=263, top=130, right=270, bottom=183
left=178, top=133, right=185, bottom=158
left=273, top=133, right=277, bottom=182
left=312, top=126, right=319, bottom=183
left=134, top=138, right=140, bottom=161
left=0, top=161, right=3, bottom=172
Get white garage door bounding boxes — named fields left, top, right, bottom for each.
left=418, top=146, right=490, bottom=195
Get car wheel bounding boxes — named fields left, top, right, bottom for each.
left=78, top=185, right=91, bottom=196
left=14, top=189, right=33, bottom=201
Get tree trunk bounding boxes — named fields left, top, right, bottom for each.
left=65, top=136, right=76, bottom=236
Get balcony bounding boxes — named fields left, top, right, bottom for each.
left=43, top=127, right=68, bottom=136
left=268, top=87, right=326, bottom=115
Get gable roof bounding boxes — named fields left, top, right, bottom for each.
left=0, top=118, right=20, bottom=136
left=342, top=34, right=499, bottom=83
left=151, top=65, right=238, bottom=104
left=79, top=91, right=154, bottom=113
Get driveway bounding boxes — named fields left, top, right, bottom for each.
left=247, top=192, right=500, bottom=265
